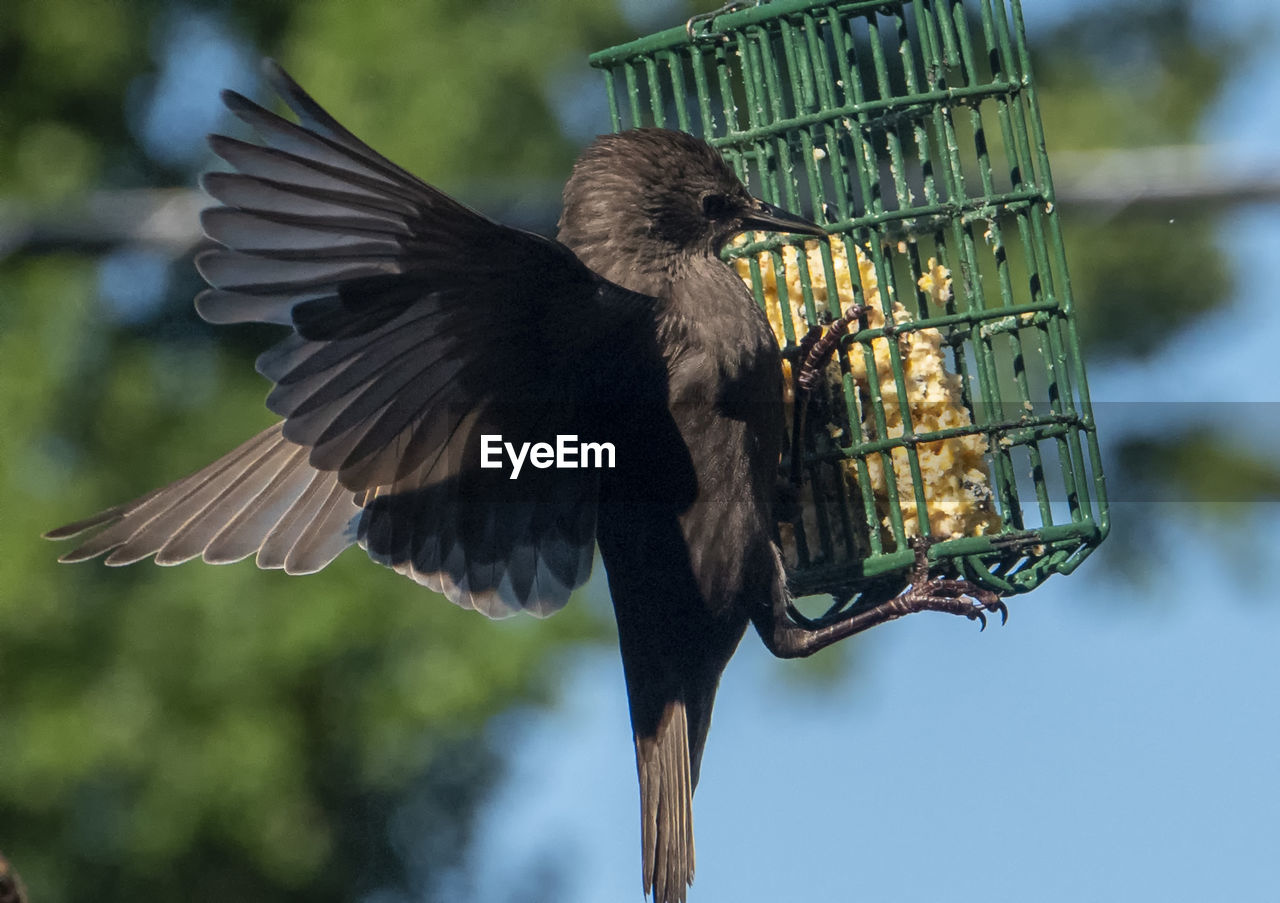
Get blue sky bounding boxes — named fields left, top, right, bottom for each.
left=467, top=528, right=1280, bottom=902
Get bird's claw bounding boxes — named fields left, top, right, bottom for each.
left=898, top=577, right=1008, bottom=630
left=900, top=536, right=1007, bottom=630
left=968, top=593, right=1008, bottom=631
left=954, top=584, right=1008, bottom=631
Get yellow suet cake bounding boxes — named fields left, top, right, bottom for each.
left=736, top=238, right=1002, bottom=541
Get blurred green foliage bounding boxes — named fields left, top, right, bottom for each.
left=1030, top=2, right=1279, bottom=569
left=1118, top=430, right=1280, bottom=504
left=0, top=0, right=662, bottom=900
left=1036, top=0, right=1236, bottom=355
left=0, top=0, right=1274, bottom=899
left=1, top=247, right=603, bottom=903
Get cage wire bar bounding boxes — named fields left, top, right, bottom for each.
left=589, top=0, right=1108, bottom=604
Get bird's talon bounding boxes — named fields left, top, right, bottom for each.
left=976, top=594, right=1007, bottom=628
left=898, top=569, right=1006, bottom=631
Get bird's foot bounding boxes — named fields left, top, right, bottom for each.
left=897, top=536, right=1007, bottom=630
left=795, top=305, right=866, bottom=396
left=753, top=536, right=1005, bottom=659
left=892, top=577, right=1008, bottom=630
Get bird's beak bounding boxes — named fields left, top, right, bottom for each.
left=738, top=199, right=827, bottom=237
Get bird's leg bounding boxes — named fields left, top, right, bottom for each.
left=755, top=537, right=1006, bottom=659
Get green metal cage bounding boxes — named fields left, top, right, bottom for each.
left=589, top=0, right=1109, bottom=603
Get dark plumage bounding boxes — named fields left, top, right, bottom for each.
left=46, top=62, right=827, bottom=901
left=560, top=129, right=816, bottom=901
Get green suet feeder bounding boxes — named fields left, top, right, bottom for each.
left=590, top=0, right=1109, bottom=605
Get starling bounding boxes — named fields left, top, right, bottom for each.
left=48, top=62, right=1002, bottom=902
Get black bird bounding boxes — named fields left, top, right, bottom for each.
left=47, top=63, right=1000, bottom=901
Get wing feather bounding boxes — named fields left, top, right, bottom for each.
left=49, top=60, right=659, bottom=618
left=50, top=424, right=360, bottom=571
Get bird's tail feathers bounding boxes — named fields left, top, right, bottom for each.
left=636, top=698, right=695, bottom=903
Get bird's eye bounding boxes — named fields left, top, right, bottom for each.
left=701, top=193, right=734, bottom=219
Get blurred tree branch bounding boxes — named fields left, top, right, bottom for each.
left=5, top=145, right=1279, bottom=260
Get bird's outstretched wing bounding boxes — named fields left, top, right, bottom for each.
left=48, top=60, right=656, bottom=618
left=45, top=423, right=358, bottom=575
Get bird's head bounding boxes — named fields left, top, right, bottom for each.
left=559, top=128, right=825, bottom=275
